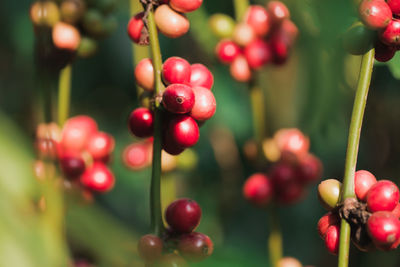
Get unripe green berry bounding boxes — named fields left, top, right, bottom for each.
left=209, top=14, right=236, bottom=39
left=318, top=179, right=342, bottom=210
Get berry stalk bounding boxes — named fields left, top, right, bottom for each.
left=57, top=64, right=72, bottom=126
left=233, top=0, right=250, bottom=21
left=268, top=206, right=283, bottom=267
left=337, top=48, right=375, bottom=267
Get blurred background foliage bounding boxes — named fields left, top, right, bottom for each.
left=2, top=0, right=400, bottom=266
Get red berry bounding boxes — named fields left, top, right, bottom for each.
left=59, top=153, right=86, bottom=178
left=162, top=133, right=186, bottom=155
left=274, top=128, right=310, bottom=157
left=165, top=198, right=202, bottom=233
left=244, top=39, right=272, bottom=69
left=374, top=41, right=396, bottom=62
left=155, top=5, right=189, bottom=38
left=177, top=232, right=213, bottom=262
left=243, top=173, right=273, bottom=207
left=380, top=19, right=400, bottom=45
left=128, top=107, right=154, bottom=138
left=267, top=1, right=290, bottom=25
left=359, top=0, right=392, bottom=30
left=392, top=202, right=400, bottom=218
left=52, top=22, right=81, bottom=51
left=325, top=225, right=340, bottom=255
left=162, top=57, right=191, bottom=85
left=296, top=153, right=323, bottom=184
left=276, top=182, right=305, bottom=204
left=169, top=0, right=203, bottom=13
left=270, top=162, right=297, bottom=191
left=387, top=0, right=400, bottom=16
left=61, top=115, right=98, bottom=152
left=122, top=141, right=152, bottom=170
left=367, top=180, right=400, bottom=212
left=318, top=212, right=340, bottom=239
left=80, top=162, right=115, bottom=192
left=216, top=40, right=242, bottom=64
left=244, top=6, right=270, bottom=37
left=138, top=234, right=163, bottom=262
left=367, top=211, right=400, bottom=249
left=230, top=55, right=252, bottom=82
left=190, top=86, right=216, bottom=121
left=163, top=84, right=195, bottom=114
left=354, top=170, right=377, bottom=201
left=233, top=23, right=257, bottom=47
left=86, top=132, right=114, bottom=161
left=168, top=115, right=199, bottom=148
left=127, top=12, right=147, bottom=44
left=189, top=64, right=214, bottom=89
left=135, top=58, right=154, bottom=91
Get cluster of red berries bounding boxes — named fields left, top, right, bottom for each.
left=35, top=115, right=115, bottom=193
left=209, top=1, right=298, bottom=82
left=128, top=0, right=203, bottom=44
left=243, top=129, right=322, bottom=206
left=317, top=170, right=400, bottom=254
left=128, top=56, right=216, bottom=155
left=138, top=198, right=213, bottom=265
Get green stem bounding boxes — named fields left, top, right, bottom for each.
left=57, top=64, right=72, bottom=126
left=233, top=0, right=250, bottom=21
left=337, top=49, right=375, bottom=267
left=147, top=8, right=165, bottom=236
left=268, top=206, right=282, bottom=267
left=250, top=82, right=266, bottom=144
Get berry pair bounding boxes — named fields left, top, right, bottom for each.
left=211, top=1, right=298, bottom=82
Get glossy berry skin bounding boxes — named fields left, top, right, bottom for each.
left=296, top=153, right=323, bottom=184
left=387, top=0, right=400, bottom=16
left=233, top=23, right=256, bottom=47
left=359, top=0, right=392, bottom=30
left=318, top=179, right=342, bottom=210
left=169, top=0, right=203, bottom=13
left=80, top=162, right=115, bottom=192
left=374, top=41, right=396, bottom=62
left=367, top=180, right=400, bottom=212
left=244, top=6, right=270, bottom=37
left=325, top=225, right=340, bottom=255
left=244, top=39, right=272, bottom=69
left=165, top=198, right=202, bottom=233
left=367, top=211, right=400, bottom=249
left=127, top=12, right=146, bottom=44
left=162, top=133, right=186, bottom=155
left=230, top=55, right=252, bottom=82
left=318, top=212, right=340, bottom=239
left=243, top=173, right=273, bottom=207
left=209, top=14, right=235, bottom=38
left=274, top=128, right=310, bottom=157
left=216, top=40, right=241, bottom=64
left=128, top=107, right=154, bottom=138
left=86, top=132, right=114, bottom=161
left=267, top=1, right=290, bottom=25
left=52, top=22, right=81, bottom=51
left=189, top=64, right=214, bottom=89
left=379, top=19, right=400, bottom=46
left=122, top=142, right=152, bottom=170
left=162, top=84, right=195, bottom=114
left=354, top=170, right=377, bottom=201
left=135, top=58, right=154, bottom=91
left=277, top=257, right=302, bottom=267
left=137, top=234, right=163, bottom=262
left=61, top=115, right=98, bottom=152
left=177, top=232, right=213, bottom=262
left=162, top=57, right=192, bottom=85
left=190, top=86, right=216, bottom=121
left=168, top=115, right=199, bottom=148
left=155, top=5, right=189, bottom=38
left=59, top=154, right=86, bottom=178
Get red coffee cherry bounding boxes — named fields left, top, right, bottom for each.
left=325, top=225, right=340, bottom=255
left=162, top=57, right=192, bottom=85
left=190, top=86, right=216, bottom=121
left=276, top=182, right=305, bottom=204
left=162, top=84, right=195, bottom=114
left=155, top=5, right=190, bottom=38
left=318, top=212, right=340, bottom=239
left=162, top=133, right=186, bottom=155
left=168, top=115, right=199, bottom=148
left=267, top=1, right=290, bottom=25
left=270, top=33, right=289, bottom=65
left=270, top=162, right=297, bottom=190
left=59, top=153, right=86, bottom=179
left=169, top=0, right=203, bottom=13
left=379, top=19, right=400, bottom=46
left=177, top=232, right=213, bottom=262
left=244, top=5, right=270, bottom=37
left=296, top=153, right=323, bottom=184
left=374, top=41, right=396, bottom=62
left=52, top=22, right=81, bottom=51
left=387, top=0, right=400, bottom=16
left=80, top=162, right=115, bottom=192
left=359, top=0, right=392, bottom=30
left=122, top=141, right=152, bottom=170
left=233, top=23, right=257, bottom=47
left=367, top=211, right=400, bottom=249
left=135, top=58, right=154, bottom=91
left=274, top=128, right=310, bottom=157
left=61, top=115, right=98, bottom=152
left=189, top=64, right=214, bottom=89
left=243, top=173, right=273, bottom=207
left=127, top=12, right=146, bottom=44
left=86, top=132, right=115, bottom=161
left=367, top=180, right=400, bottom=212
left=128, top=107, right=154, bottom=138
left=165, top=198, right=202, bottom=233
left=244, top=39, right=272, bottom=69
left=230, top=55, right=252, bottom=82
left=138, top=234, right=163, bottom=262
left=215, top=40, right=242, bottom=64
left=354, top=170, right=377, bottom=202
left=392, top=202, right=400, bottom=218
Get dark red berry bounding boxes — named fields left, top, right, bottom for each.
left=168, top=115, right=199, bottom=148
left=162, top=84, right=195, bottom=114
left=325, top=225, right=340, bottom=255
left=80, top=162, right=115, bottom=192
left=86, top=131, right=115, bottom=161
left=127, top=12, right=147, bottom=44
left=367, top=180, right=400, bottom=212
left=354, top=170, right=377, bottom=202
left=177, top=232, right=213, bottom=262
left=359, top=0, right=392, bottom=30
left=244, top=5, right=270, bottom=36
left=269, top=162, right=297, bottom=191
left=380, top=19, right=400, bottom=45
left=165, top=198, right=202, bottom=233
left=267, top=1, right=290, bottom=25
left=318, top=212, right=340, bottom=239
left=137, top=234, right=163, bottom=262
left=162, top=132, right=186, bottom=155
left=243, top=173, right=273, bottom=207
left=189, top=64, right=214, bottom=89
left=60, top=153, right=86, bottom=178
left=215, top=40, right=241, bottom=64
left=169, top=0, right=203, bottom=13
left=374, top=41, right=396, bottom=62
left=276, top=182, right=305, bottom=204
left=296, top=153, right=323, bottom=184
left=244, top=39, right=272, bottom=69
left=128, top=107, right=154, bottom=138
left=162, top=57, right=191, bottom=85
left=387, top=0, right=400, bottom=16
left=190, top=86, right=216, bottom=121
left=367, top=211, right=400, bottom=250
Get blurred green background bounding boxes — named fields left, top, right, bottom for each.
left=2, top=0, right=400, bottom=266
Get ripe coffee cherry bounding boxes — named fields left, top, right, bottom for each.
left=86, top=132, right=114, bottom=161
left=127, top=12, right=147, bottom=44
left=318, top=179, right=342, bottom=210
left=276, top=182, right=305, bottom=204
left=154, top=254, right=188, bottom=267
left=367, top=211, right=400, bottom=249
left=190, top=86, right=216, bottom=121
left=387, top=0, right=400, bottom=16
left=392, top=203, right=400, bottom=218
left=380, top=19, right=400, bottom=45
left=270, top=162, right=297, bottom=190
left=169, top=0, right=203, bottom=13
left=233, top=23, right=257, bottom=47
left=270, top=32, right=289, bottom=65
left=367, top=180, right=400, bottom=212
left=166, top=198, right=202, bottom=233
left=216, top=40, right=242, bottom=64
left=244, top=39, right=272, bottom=69
left=61, top=115, right=98, bottom=152
left=155, top=5, right=190, bottom=38
left=318, top=212, right=340, bottom=239
left=274, top=128, right=310, bottom=157
left=60, top=153, right=86, bottom=178
left=189, top=64, right=214, bottom=89
left=296, top=153, right=323, bottom=184
left=122, top=141, right=152, bottom=170
left=244, top=6, right=270, bottom=37
left=80, top=162, right=115, bottom=192
left=168, top=115, right=199, bottom=148
left=343, top=22, right=375, bottom=55
left=177, top=232, right=213, bottom=262
left=128, top=107, right=154, bottom=138
left=354, top=170, right=377, bottom=201
left=209, top=14, right=235, bottom=38
left=163, top=84, right=195, bottom=114
left=162, top=57, right=191, bottom=85
left=243, top=173, right=273, bottom=207
left=163, top=133, right=186, bottom=155
left=325, top=225, right=340, bottom=255
left=374, top=41, right=396, bottom=62
left=52, top=22, right=81, bottom=51
left=267, top=1, right=290, bottom=25
left=359, top=0, right=392, bottom=30
left=135, top=58, right=154, bottom=91
left=230, top=55, right=252, bottom=82
left=277, top=257, right=302, bottom=267
left=137, top=234, right=163, bottom=262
